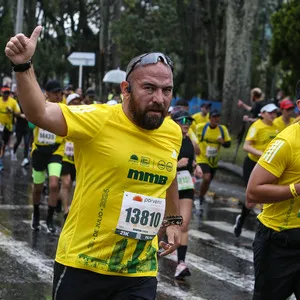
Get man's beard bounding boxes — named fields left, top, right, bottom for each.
left=129, top=94, right=166, bottom=130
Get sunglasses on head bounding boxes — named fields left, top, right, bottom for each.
left=176, top=117, right=193, bottom=125
left=126, top=52, right=174, bottom=80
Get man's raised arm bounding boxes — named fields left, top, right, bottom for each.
left=5, top=26, right=67, bottom=136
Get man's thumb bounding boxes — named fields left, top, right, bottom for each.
left=30, top=26, right=42, bottom=44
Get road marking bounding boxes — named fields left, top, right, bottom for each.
left=189, top=229, right=253, bottom=262
left=157, top=274, right=207, bottom=300
left=210, top=207, right=241, bottom=213
left=0, top=204, right=47, bottom=210
left=164, top=252, right=254, bottom=293
left=202, top=220, right=256, bottom=240
left=0, top=231, right=53, bottom=283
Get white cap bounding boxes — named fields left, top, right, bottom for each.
left=66, top=93, right=81, bottom=105
left=168, top=106, right=174, bottom=113
left=260, top=103, right=278, bottom=113
left=107, top=99, right=118, bottom=105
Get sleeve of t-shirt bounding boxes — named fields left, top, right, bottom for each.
left=245, top=123, right=257, bottom=141
left=13, top=100, right=21, bottom=114
left=59, top=103, right=109, bottom=141
left=221, top=125, right=231, bottom=142
left=258, top=138, right=291, bottom=178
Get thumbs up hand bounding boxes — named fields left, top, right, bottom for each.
left=5, top=26, right=42, bottom=65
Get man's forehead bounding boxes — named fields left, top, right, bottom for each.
left=132, top=63, right=173, bottom=84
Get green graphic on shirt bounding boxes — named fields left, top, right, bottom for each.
left=108, top=239, right=157, bottom=274
left=77, top=253, right=107, bottom=268
left=108, top=238, right=128, bottom=272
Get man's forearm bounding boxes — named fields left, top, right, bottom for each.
left=16, top=66, right=46, bottom=125
left=165, top=178, right=180, bottom=216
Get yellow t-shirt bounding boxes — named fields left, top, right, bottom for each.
left=195, top=122, right=231, bottom=168
left=0, top=96, right=20, bottom=131
left=245, top=119, right=279, bottom=162
left=191, top=112, right=209, bottom=133
left=257, top=123, right=300, bottom=231
left=273, top=116, right=295, bottom=133
left=56, top=103, right=182, bottom=277
left=32, top=127, right=65, bottom=156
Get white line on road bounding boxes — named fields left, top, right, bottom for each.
left=189, top=229, right=253, bottom=262
left=157, top=273, right=207, bottom=300
left=164, top=251, right=254, bottom=293
left=0, top=231, right=53, bottom=283
left=0, top=204, right=47, bottom=210
left=202, top=220, right=256, bottom=240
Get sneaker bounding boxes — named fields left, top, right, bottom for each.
left=233, top=214, right=242, bottom=237
left=31, top=213, right=41, bottom=231
left=174, top=261, right=191, bottom=279
left=46, top=220, right=57, bottom=234
left=21, top=158, right=29, bottom=167
left=11, top=153, right=17, bottom=161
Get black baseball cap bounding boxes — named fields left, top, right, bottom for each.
left=171, top=109, right=194, bottom=121
left=45, top=80, right=62, bottom=92
left=209, top=109, right=221, bottom=117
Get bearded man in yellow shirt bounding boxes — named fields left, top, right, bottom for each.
left=6, top=26, right=183, bottom=300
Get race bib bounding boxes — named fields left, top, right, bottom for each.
left=64, top=141, right=74, bottom=157
left=0, top=123, right=4, bottom=132
left=115, top=191, right=165, bottom=241
left=206, top=146, right=218, bottom=157
left=177, top=170, right=194, bottom=191
left=37, top=129, right=56, bottom=145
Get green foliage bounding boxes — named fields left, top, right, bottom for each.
left=270, top=0, right=300, bottom=96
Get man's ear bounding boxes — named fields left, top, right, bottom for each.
left=121, top=81, right=131, bottom=94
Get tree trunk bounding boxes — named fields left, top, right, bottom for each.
left=202, top=0, right=226, bottom=101
left=222, top=0, right=259, bottom=133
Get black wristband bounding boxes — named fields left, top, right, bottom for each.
left=11, top=59, right=32, bottom=72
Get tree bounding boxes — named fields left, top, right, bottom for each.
left=270, top=0, right=300, bottom=96
left=222, top=0, right=260, bottom=132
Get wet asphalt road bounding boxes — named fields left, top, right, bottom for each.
left=0, top=155, right=258, bottom=300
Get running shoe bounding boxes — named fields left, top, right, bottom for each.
left=11, top=152, right=17, bottom=161
left=174, top=261, right=191, bottom=279
left=233, top=214, right=242, bottom=237
left=21, top=158, right=29, bottom=167
left=31, top=213, right=41, bottom=231
left=46, top=220, right=57, bottom=234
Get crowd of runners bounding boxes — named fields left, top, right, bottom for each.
left=3, top=25, right=300, bottom=299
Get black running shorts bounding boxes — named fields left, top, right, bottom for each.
left=53, top=261, right=158, bottom=300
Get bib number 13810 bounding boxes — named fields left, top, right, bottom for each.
left=125, top=207, right=161, bottom=228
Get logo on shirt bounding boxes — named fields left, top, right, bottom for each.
left=127, top=168, right=168, bottom=185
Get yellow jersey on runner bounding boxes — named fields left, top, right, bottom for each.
left=191, top=112, right=209, bottom=133
left=257, top=123, right=300, bottom=231
left=56, top=103, right=182, bottom=277
left=273, top=115, right=295, bottom=133
left=0, top=96, right=20, bottom=131
left=196, top=123, right=231, bottom=168
left=245, top=119, right=279, bottom=162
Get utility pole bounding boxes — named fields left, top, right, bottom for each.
left=12, top=0, right=24, bottom=86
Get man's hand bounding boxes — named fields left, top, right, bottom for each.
left=177, top=157, right=189, bottom=168
left=5, top=26, right=42, bottom=65
left=237, top=99, right=244, bottom=107
left=158, top=225, right=181, bottom=257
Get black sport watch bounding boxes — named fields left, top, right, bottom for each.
left=11, top=59, right=32, bottom=72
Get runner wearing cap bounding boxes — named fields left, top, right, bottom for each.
left=195, top=109, right=231, bottom=213
left=5, top=26, right=183, bottom=299
left=171, top=109, right=203, bottom=279
left=0, top=86, right=21, bottom=170
left=59, top=93, right=81, bottom=220
left=273, top=99, right=295, bottom=132
left=30, top=79, right=65, bottom=234
left=234, top=103, right=280, bottom=237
